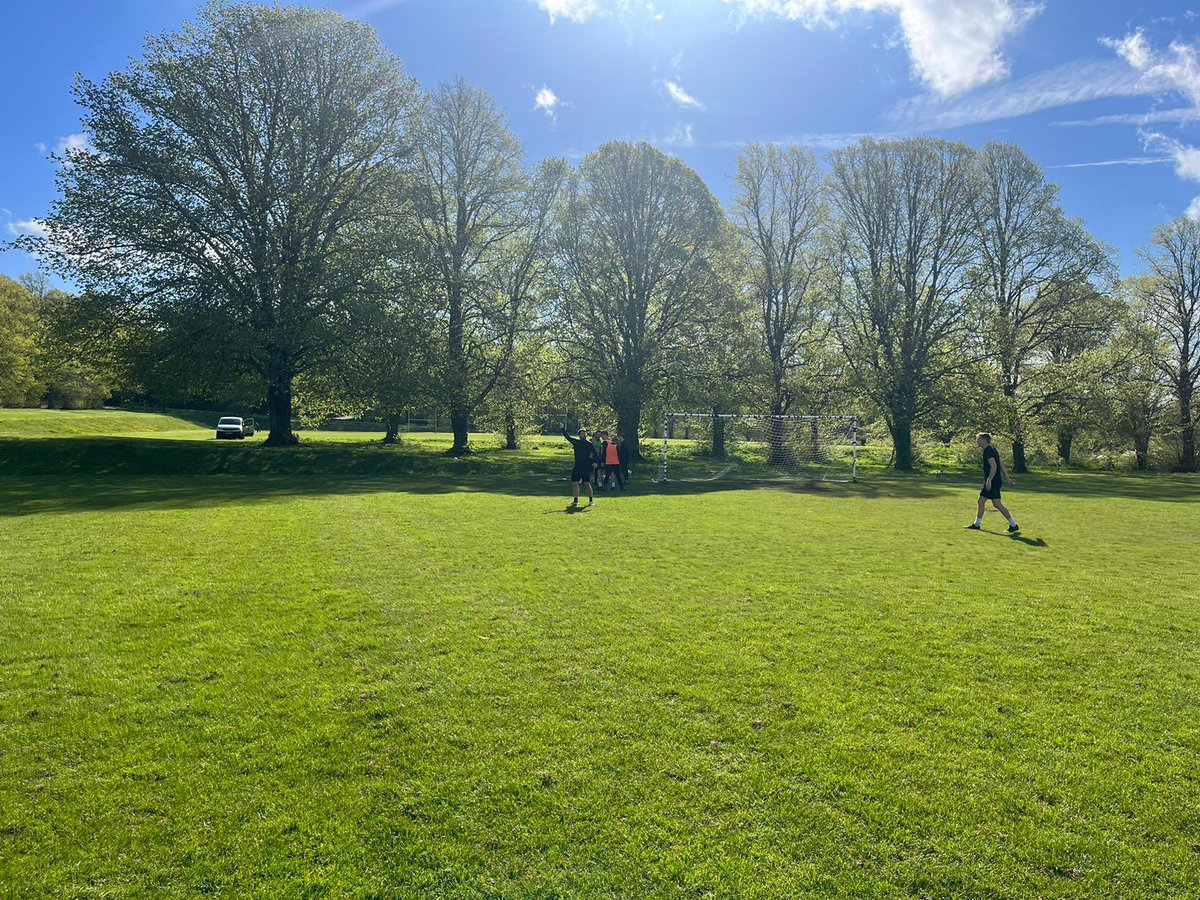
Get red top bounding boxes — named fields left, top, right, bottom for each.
left=605, top=442, right=620, bottom=465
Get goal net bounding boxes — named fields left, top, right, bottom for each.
left=656, top=413, right=858, bottom=483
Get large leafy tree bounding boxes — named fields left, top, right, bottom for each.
left=828, top=137, right=978, bottom=471
left=410, top=80, right=560, bottom=454
left=23, top=2, right=419, bottom=444
left=969, top=142, right=1111, bottom=472
left=0, top=277, right=40, bottom=407
left=554, top=141, right=727, bottom=457
left=731, top=142, right=829, bottom=418
left=1135, top=217, right=1200, bottom=472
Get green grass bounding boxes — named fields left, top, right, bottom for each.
left=0, top=406, right=220, bottom=437
left=1, top=411, right=1199, bottom=897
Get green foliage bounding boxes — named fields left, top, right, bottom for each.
left=0, top=277, right=41, bottom=406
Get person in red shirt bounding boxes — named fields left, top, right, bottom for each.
left=602, top=432, right=624, bottom=491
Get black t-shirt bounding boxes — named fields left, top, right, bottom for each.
left=563, top=430, right=596, bottom=467
left=982, top=445, right=1002, bottom=485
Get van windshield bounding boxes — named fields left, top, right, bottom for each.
left=218, top=418, right=242, bottom=425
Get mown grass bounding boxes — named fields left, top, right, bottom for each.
left=1, top=413, right=1198, bottom=898
left=0, top=407, right=217, bottom=437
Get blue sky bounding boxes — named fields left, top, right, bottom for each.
left=4, top=0, right=1200, bottom=280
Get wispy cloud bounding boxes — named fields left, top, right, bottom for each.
left=1104, top=30, right=1200, bottom=218
left=659, top=122, right=696, bottom=147
left=340, top=0, right=406, bottom=18
left=723, top=0, right=1041, bottom=97
left=663, top=80, right=703, bottom=108
left=536, top=0, right=602, bottom=23
left=1048, top=156, right=1173, bottom=169
left=712, top=131, right=895, bottom=150
left=887, top=59, right=1148, bottom=130
left=1052, top=107, right=1200, bottom=128
left=534, top=85, right=560, bottom=120
left=5, top=217, right=49, bottom=239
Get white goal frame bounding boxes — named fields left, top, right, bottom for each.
left=657, top=412, right=859, bottom=483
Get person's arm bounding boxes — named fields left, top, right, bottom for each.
left=986, top=456, right=998, bottom=489
left=998, top=457, right=1014, bottom=486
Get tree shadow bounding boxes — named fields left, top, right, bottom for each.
left=0, top=436, right=1194, bottom=519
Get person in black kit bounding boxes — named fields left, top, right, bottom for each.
left=561, top=424, right=597, bottom=507
left=965, top=432, right=1018, bottom=532
left=616, top=431, right=631, bottom=486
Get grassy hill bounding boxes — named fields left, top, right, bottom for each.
left=0, top=407, right=213, bottom=437
left=1, top=422, right=1198, bottom=897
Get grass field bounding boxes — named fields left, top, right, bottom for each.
left=1, top=411, right=1198, bottom=897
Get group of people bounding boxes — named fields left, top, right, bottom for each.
left=561, top=425, right=630, bottom=507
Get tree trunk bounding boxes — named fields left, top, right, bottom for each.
left=265, top=378, right=297, bottom=446
left=1134, top=431, right=1150, bottom=471
left=767, top=395, right=788, bottom=466
left=711, top=406, right=726, bottom=460
left=382, top=415, right=402, bottom=444
left=617, top=401, right=642, bottom=459
left=1180, top=387, right=1195, bottom=472
left=504, top=408, right=519, bottom=450
left=1012, top=439, right=1028, bottom=475
left=446, top=267, right=471, bottom=455
left=1056, top=429, right=1073, bottom=465
left=449, top=406, right=470, bottom=455
left=891, top=418, right=914, bottom=471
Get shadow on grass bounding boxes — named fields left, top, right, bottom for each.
left=0, top=436, right=1194, bottom=518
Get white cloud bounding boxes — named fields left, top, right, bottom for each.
left=34, top=142, right=47, bottom=154
left=1104, top=32, right=1200, bottom=220
left=724, top=0, right=1041, bottom=96
left=534, top=85, right=560, bottom=120
left=660, top=122, right=695, bottom=147
left=1047, top=156, right=1173, bottom=169
left=1104, top=29, right=1200, bottom=103
left=537, top=0, right=601, bottom=22
left=664, top=80, right=703, bottom=108
left=6, top=217, right=49, bottom=239
left=55, top=133, right=92, bottom=155
left=1053, top=107, right=1200, bottom=128
left=888, top=59, right=1147, bottom=130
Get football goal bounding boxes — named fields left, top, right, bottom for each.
left=656, top=412, right=859, bottom=483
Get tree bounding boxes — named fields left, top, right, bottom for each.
left=410, top=80, right=556, bottom=454
left=22, top=2, right=419, bottom=444
left=0, top=277, right=41, bottom=407
left=828, top=137, right=978, bottom=471
left=1135, top=217, right=1200, bottom=472
left=732, top=143, right=829, bottom=416
left=554, top=141, right=727, bottom=458
left=970, top=142, right=1112, bottom=472
left=1099, top=302, right=1171, bottom=470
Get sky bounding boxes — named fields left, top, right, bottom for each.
left=4, top=0, right=1200, bottom=281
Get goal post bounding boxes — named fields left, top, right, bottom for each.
left=656, top=412, right=859, bottom=484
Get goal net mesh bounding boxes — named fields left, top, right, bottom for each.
left=658, top=413, right=858, bottom=483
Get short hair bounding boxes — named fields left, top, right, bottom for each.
left=977, top=432, right=992, bottom=444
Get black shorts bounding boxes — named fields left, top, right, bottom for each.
left=980, top=483, right=1002, bottom=500
left=572, top=465, right=593, bottom=483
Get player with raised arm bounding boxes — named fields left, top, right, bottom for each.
left=562, top=423, right=597, bottom=508
left=965, top=432, right=1019, bottom=533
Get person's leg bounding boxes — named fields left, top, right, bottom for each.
left=992, top=498, right=1017, bottom=528
left=970, top=494, right=985, bottom=526
left=571, top=479, right=580, bottom=502
left=585, top=480, right=594, bottom=502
